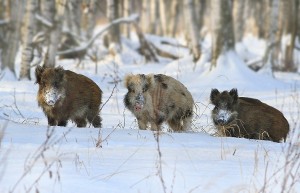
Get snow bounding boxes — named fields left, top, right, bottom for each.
left=0, top=34, right=300, bottom=193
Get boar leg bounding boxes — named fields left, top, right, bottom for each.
left=58, top=120, right=67, bottom=127
left=90, top=115, right=102, bottom=128
left=47, top=117, right=57, bottom=126
left=181, top=116, right=192, bottom=131
left=167, top=118, right=182, bottom=132
left=150, top=121, right=162, bottom=131
left=74, top=118, right=87, bottom=127
left=87, top=110, right=102, bottom=128
left=137, top=118, right=147, bottom=130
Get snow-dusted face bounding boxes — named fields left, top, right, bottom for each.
left=36, top=66, right=66, bottom=107
left=43, top=87, right=63, bottom=106
left=210, top=89, right=239, bottom=126
left=124, top=74, right=150, bottom=112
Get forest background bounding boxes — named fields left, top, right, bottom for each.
left=0, top=0, right=299, bottom=78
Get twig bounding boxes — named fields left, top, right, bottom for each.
left=153, top=131, right=167, bottom=193
left=100, top=83, right=117, bottom=111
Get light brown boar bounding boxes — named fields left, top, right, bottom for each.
left=35, top=65, right=102, bottom=127
left=210, top=88, right=289, bottom=142
left=124, top=74, right=194, bottom=131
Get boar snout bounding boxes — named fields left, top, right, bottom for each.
left=214, top=109, right=235, bottom=125
left=217, top=117, right=226, bottom=125
left=44, top=88, right=61, bottom=106
left=134, top=93, right=145, bottom=111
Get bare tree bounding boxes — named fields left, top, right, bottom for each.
left=65, top=0, right=81, bottom=37
left=282, top=0, right=298, bottom=72
left=184, top=0, right=201, bottom=62
left=141, top=0, right=151, bottom=33
left=106, top=0, right=121, bottom=55
left=233, top=0, right=245, bottom=43
left=261, top=0, right=280, bottom=73
left=19, top=0, right=38, bottom=80
left=1, top=0, right=24, bottom=76
left=159, top=0, right=167, bottom=36
left=43, top=0, right=66, bottom=68
left=210, top=0, right=235, bottom=68
left=82, top=0, right=97, bottom=40
left=122, top=0, right=131, bottom=38
left=168, top=0, right=180, bottom=37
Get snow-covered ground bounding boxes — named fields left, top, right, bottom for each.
left=0, top=34, right=299, bottom=193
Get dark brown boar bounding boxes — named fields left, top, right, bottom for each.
left=35, top=65, right=102, bottom=128
left=210, top=88, right=289, bottom=142
left=124, top=74, right=194, bottom=132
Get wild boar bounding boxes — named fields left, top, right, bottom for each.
left=35, top=65, right=102, bottom=128
left=124, top=74, right=194, bottom=132
left=210, top=88, right=289, bottom=142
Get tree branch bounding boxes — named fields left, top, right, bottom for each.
left=35, top=13, right=53, bottom=28
left=57, top=14, right=139, bottom=56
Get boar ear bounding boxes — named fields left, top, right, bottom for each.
left=35, top=65, right=45, bottom=84
left=55, top=66, right=65, bottom=81
left=139, top=74, right=146, bottom=79
left=146, top=74, right=154, bottom=89
left=124, top=75, right=132, bottom=88
left=229, top=88, right=238, bottom=102
left=210, top=89, right=220, bottom=105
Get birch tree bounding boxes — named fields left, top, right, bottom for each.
left=82, top=0, right=97, bottom=39
left=168, top=0, right=180, bottom=37
left=65, top=0, right=81, bottom=36
left=106, top=0, right=121, bottom=55
left=282, top=0, right=298, bottom=71
left=44, top=0, right=66, bottom=67
left=184, top=0, right=201, bottom=62
left=141, top=1, right=151, bottom=33
left=233, top=0, right=245, bottom=43
left=261, top=0, right=280, bottom=73
left=211, top=0, right=235, bottom=68
left=159, top=0, right=167, bottom=36
left=1, top=0, right=24, bottom=76
left=19, top=0, right=37, bottom=80
left=122, top=0, right=131, bottom=38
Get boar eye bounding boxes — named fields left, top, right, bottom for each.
left=142, top=85, right=148, bottom=92
left=128, top=87, right=135, bottom=93
left=53, top=81, right=59, bottom=88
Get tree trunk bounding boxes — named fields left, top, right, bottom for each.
left=1, top=0, right=23, bottom=76
left=106, top=0, right=121, bottom=55
left=282, top=0, right=297, bottom=72
left=20, top=0, right=37, bottom=80
left=148, top=0, right=161, bottom=35
left=40, top=0, right=55, bottom=31
left=141, top=1, right=151, bottom=33
left=44, top=0, right=66, bottom=68
left=65, top=0, right=81, bottom=36
left=211, top=0, right=235, bottom=68
left=81, top=0, right=97, bottom=39
left=233, top=0, right=245, bottom=43
left=0, top=0, right=7, bottom=52
left=184, top=0, right=201, bottom=62
left=122, top=0, right=131, bottom=38
left=168, top=0, right=180, bottom=37
left=159, top=0, right=167, bottom=36
left=261, top=0, right=280, bottom=73
left=255, top=0, right=268, bottom=39
left=243, top=0, right=259, bottom=37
